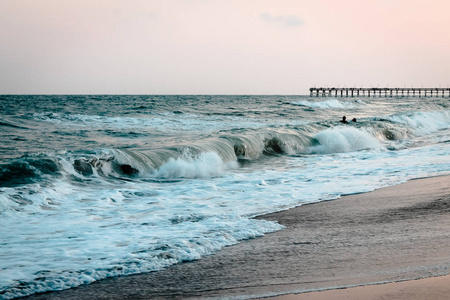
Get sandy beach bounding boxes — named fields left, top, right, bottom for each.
left=22, top=175, right=450, bottom=300
left=271, top=274, right=450, bottom=300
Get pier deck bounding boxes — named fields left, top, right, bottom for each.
left=310, top=87, right=450, bottom=97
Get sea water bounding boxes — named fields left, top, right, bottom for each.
left=0, top=95, right=449, bottom=299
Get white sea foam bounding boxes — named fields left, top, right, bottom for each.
left=386, top=110, right=450, bottom=136
left=310, top=126, right=382, bottom=154
left=295, top=99, right=360, bottom=109
left=153, top=152, right=238, bottom=179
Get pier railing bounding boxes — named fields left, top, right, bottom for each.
left=309, top=87, right=450, bottom=97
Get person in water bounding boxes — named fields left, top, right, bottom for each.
left=339, top=116, right=357, bottom=123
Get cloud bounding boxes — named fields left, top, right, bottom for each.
left=260, top=13, right=305, bottom=27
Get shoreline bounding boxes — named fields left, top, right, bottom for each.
left=251, top=174, right=450, bottom=299
left=21, top=175, right=450, bottom=300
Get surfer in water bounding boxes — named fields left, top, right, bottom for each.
left=339, top=116, right=357, bottom=123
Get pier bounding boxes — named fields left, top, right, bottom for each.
left=309, top=87, right=450, bottom=97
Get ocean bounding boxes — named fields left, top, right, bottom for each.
left=1, top=95, right=449, bottom=299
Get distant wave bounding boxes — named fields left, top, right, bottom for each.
left=30, top=112, right=276, bottom=133
left=0, top=121, right=28, bottom=129
left=294, top=99, right=362, bottom=109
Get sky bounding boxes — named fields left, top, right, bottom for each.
left=1, top=0, right=450, bottom=95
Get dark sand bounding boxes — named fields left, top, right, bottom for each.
left=22, top=175, right=450, bottom=300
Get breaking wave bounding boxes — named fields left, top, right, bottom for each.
left=310, top=127, right=382, bottom=154
left=152, top=152, right=238, bottom=179
left=384, top=110, right=450, bottom=135
left=2, top=110, right=449, bottom=188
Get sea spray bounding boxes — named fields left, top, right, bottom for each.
left=386, top=110, right=450, bottom=135
left=153, top=152, right=238, bottom=179
left=310, top=126, right=382, bottom=154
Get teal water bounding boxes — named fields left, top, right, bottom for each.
left=1, top=95, right=449, bottom=299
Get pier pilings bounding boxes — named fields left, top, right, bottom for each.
left=309, top=87, right=450, bottom=97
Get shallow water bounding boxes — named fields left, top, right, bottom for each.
left=1, top=95, right=449, bottom=299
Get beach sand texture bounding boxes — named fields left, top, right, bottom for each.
left=22, top=175, right=450, bottom=300
left=271, top=274, right=450, bottom=300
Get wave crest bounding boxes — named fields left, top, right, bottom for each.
left=295, top=99, right=360, bottom=109
left=310, top=126, right=382, bottom=154
left=153, top=152, right=238, bottom=179
left=386, top=111, right=450, bottom=135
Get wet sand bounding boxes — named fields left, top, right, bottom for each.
left=271, top=274, right=450, bottom=300
left=22, top=175, right=450, bottom=300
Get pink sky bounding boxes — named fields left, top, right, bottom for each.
left=1, top=0, right=450, bottom=94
